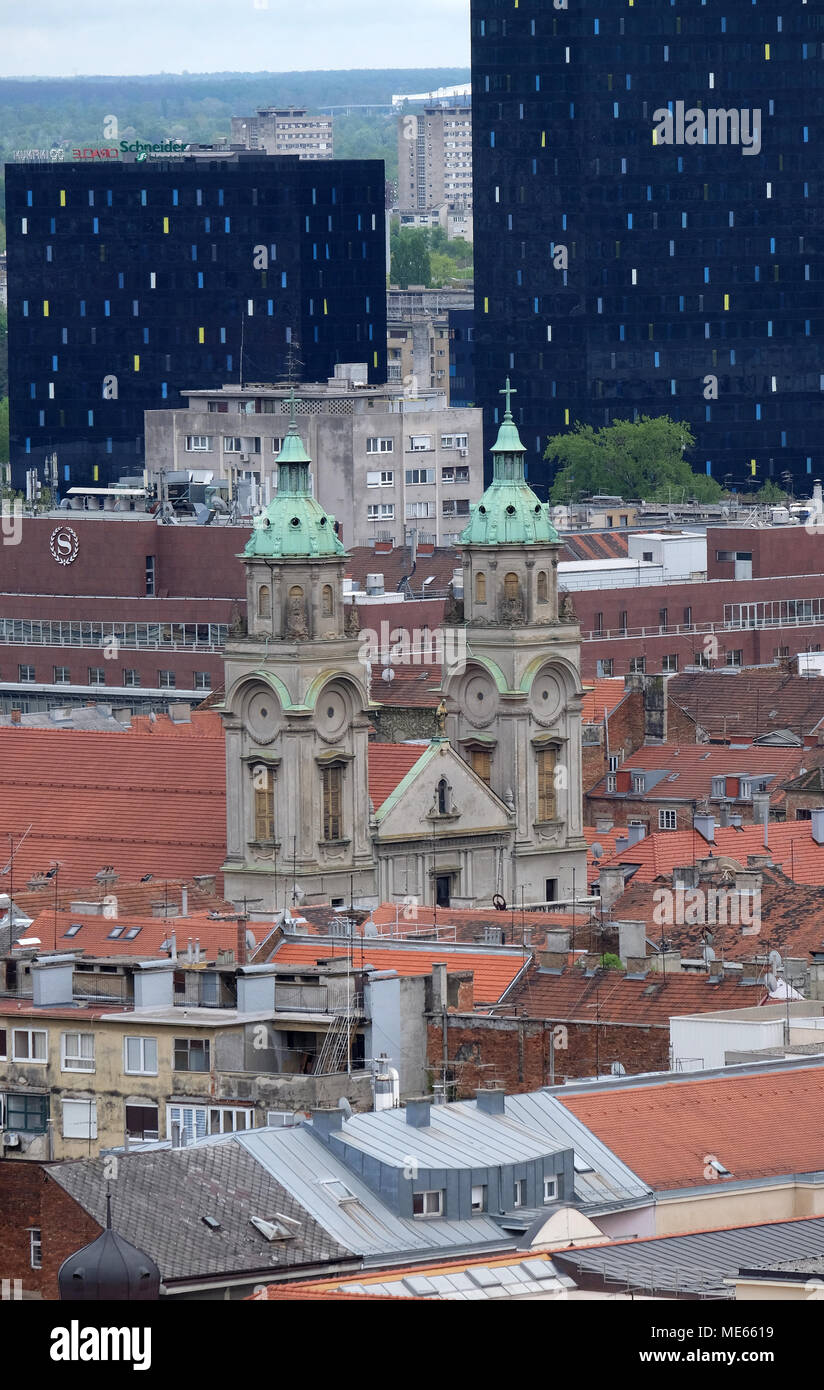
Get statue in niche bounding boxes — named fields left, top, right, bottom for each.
left=287, top=586, right=309, bottom=640
left=229, top=605, right=247, bottom=638
left=344, top=602, right=361, bottom=637
left=559, top=591, right=577, bottom=623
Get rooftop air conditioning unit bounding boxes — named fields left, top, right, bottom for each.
left=458, top=448, right=468, bottom=457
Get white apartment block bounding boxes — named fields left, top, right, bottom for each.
left=230, top=108, right=334, bottom=160
left=143, top=367, right=483, bottom=549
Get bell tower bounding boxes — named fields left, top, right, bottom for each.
left=443, top=380, right=587, bottom=905
left=221, top=395, right=376, bottom=910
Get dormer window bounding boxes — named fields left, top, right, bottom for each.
left=711, top=776, right=726, bottom=798
left=632, top=773, right=646, bottom=794
left=739, top=779, right=751, bottom=800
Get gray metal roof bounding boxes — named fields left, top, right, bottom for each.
left=49, top=1140, right=351, bottom=1284
left=554, top=1216, right=824, bottom=1298
left=328, top=1102, right=565, bottom=1169
left=446, top=1091, right=652, bottom=1211
left=228, top=1126, right=512, bottom=1260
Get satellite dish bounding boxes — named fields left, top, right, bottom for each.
left=590, top=843, right=604, bottom=860
left=363, top=922, right=379, bottom=938
left=338, top=1097, right=353, bottom=1119
left=764, top=972, right=779, bottom=993
left=768, top=949, right=783, bottom=974
left=703, top=945, right=716, bottom=963
left=381, top=668, right=395, bottom=682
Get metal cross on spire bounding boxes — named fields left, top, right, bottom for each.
left=500, top=377, right=517, bottom=417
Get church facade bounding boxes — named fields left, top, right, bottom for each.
left=220, top=386, right=587, bottom=911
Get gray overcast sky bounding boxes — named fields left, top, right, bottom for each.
left=2, top=0, right=470, bottom=77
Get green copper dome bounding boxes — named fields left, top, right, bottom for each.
left=460, top=379, right=559, bottom=547
left=243, top=392, right=346, bottom=559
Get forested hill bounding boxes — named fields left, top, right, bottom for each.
left=0, top=68, right=471, bottom=176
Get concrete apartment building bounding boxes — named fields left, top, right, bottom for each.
left=144, top=366, right=484, bottom=548
left=387, top=288, right=474, bottom=404
left=397, top=105, right=473, bottom=235
left=230, top=107, right=334, bottom=159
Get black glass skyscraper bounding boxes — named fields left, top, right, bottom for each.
left=6, top=154, right=387, bottom=491
left=471, top=0, right=824, bottom=492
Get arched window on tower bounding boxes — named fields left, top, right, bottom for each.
left=504, top=572, right=520, bottom=602
left=437, top=778, right=450, bottom=815
left=537, top=571, right=548, bottom=604
left=258, top=584, right=271, bottom=619
left=475, top=572, right=486, bottom=604
left=321, top=584, right=334, bottom=618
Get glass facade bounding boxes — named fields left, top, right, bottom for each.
left=471, top=0, right=824, bottom=490
left=6, top=155, right=387, bottom=490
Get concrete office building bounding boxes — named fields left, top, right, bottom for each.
left=6, top=152, right=386, bottom=492
left=144, top=368, right=484, bottom=548
left=230, top=108, right=334, bottom=160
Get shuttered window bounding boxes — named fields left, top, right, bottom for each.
left=322, top=765, right=343, bottom=840
left=537, top=748, right=557, bottom=821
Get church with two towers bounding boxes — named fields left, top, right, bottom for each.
left=220, top=384, right=587, bottom=912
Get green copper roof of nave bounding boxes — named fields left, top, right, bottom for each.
left=460, top=381, right=559, bottom=547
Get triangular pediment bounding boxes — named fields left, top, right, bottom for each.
left=374, top=739, right=512, bottom=840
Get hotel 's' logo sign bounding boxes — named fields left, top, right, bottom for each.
left=50, top=526, right=79, bottom=566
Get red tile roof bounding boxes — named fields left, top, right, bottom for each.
left=560, top=531, right=630, bottom=563
left=0, top=726, right=227, bottom=890
left=22, top=909, right=242, bottom=959
left=581, top=679, right=628, bottom=725
left=346, top=547, right=457, bottom=598
left=269, top=939, right=530, bottom=1004
left=584, top=825, right=629, bottom=885
left=9, top=877, right=232, bottom=921
left=128, top=711, right=224, bottom=738
left=561, top=1065, right=824, bottom=1190
left=599, top=821, right=824, bottom=886
left=506, top=963, right=769, bottom=1026
left=367, top=743, right=427, bottom=809
left=668, top=669, right=824, bottom=742
left=588, top=743, right=813, bottom=806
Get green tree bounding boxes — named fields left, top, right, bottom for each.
left=756, top=479, right=789, bottom=503
left=546, top=416, right=724, bottom=503
left=600, top=953, right=624, bottom=971
left=390, top=228, right=431, bottom=289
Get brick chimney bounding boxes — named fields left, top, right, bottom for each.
left=10, top=709, right=21, bottom=725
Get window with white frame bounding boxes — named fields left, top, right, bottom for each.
left=412, top=1189, right=443, bottom=1217
left=366, top=470, right=394, bottom=488
left=185, top=435, right=212, bottom=451
left=629, top=656, right=646, bottom=674
left=270, top=437, right=283, bottom=452
left=596, top=659, right=613, bottom=677
left=223, top=437, right=242, bottom=452
left=367, top=503, right=395, bottom=521
left=543, top=1177, right=557, bottom=1203
left=608, top=754, right=620, bottom=773
left=631, top=773, right=646, bottom=793
left=662, top=654, right=679, bottom=673
left=12, top=1028, right=47, bottom=1063
left=739, top=779, right=752, bottom=800
left=409, top=435, right=433, bottom=452
left=471, top=1185, right=486, bottom=1212
left=406, top=501, right=436, bottom=519
left=659, top=809, right=678, bottom=830
left=405, top=468, right=435, bottom=485
left=711, top=776, right=726, bottom=797
left=366, top=437, right=394, bottom=454
left=124, top=1035, right=158, bottom=1075
left=166, top=1103, right=253, bottom=1144
left=606, top=773, right=617, bottom=792
left=29, top=1228, right=42, bottom=1269
left=440, top=433, right=468, bottom=449
left=61, top=1032, right=95, bottom=1072
left=62, top=1098, right=98, bottom=1140
left=513, top=1179, right=527, bottom=1208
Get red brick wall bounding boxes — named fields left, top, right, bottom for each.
left=666, top=698, right=699, bottom=743
left=583, top=690, right=646, bottom=793
left=0, top=1162, right=100, bottom=1299
left=585, top=793, right=771, bottom=829
left=426, top=1013, right=669, bottom=1097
